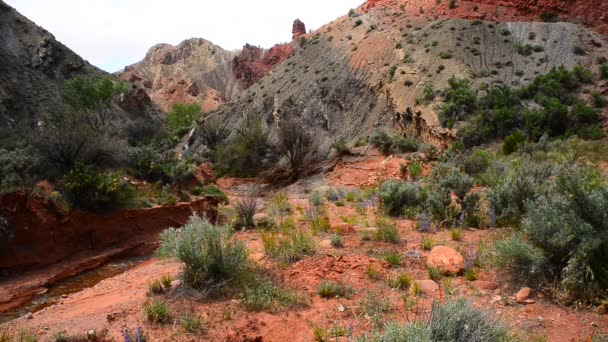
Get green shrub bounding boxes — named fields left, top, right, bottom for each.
left=353, top=19, right=363, bottom=28
left=439, top=51, right=453, bottom=59
left=464, top=148, right=492, bottom=176
left=161, top=275, right=172, bottom=289
left=369, top=130, right=420, bottom=155
left=331, top=138, right=350, bottom=156
left=62, top=164, right=135, bottom=212
left=499, top=165, right=608, bottom=301
left=196, top=185, right=228, bottom=201
left=451, top=227, right=463, bottom=241
left=144, top=301, right=172, bottom=324
left=416, top=84, right=436, bottom=105
left=358, top=300, right=509, bottom=341
left=157, top=215, right=247, bottom=291
left=198, top=116, right=231, bottom=149
left=428, top=266, right=443, bottom=281
left=0, top=147, right=41, bottom=192
left=317, top=281, right=352, bottom=298
left=330, top=234, right=343, bottom=248
left=240, top=276, right=305, bottom=312
left=308, top=190, right=324, bottom=207
left=377, top=180, right=427, bottom=216
left=438, top=77, right=477, bottom=128
left=591, top=92, right=607, bottom=108
left=408, top=160, right=423, bottom=180
left=465, top=268, right=478, bottom=281
left=168, top=103, right=202, bottom=131
left=126, top=145, right=176, bottom=183
left=502, top=131, right=525, bottom=155
left=277, top=118, right=314, bottom=177
left=600, top=64, right=608, bottom=79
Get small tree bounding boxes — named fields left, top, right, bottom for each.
left=168, top=103, right=202, bottom=131
left=277, top=118, right=314, bottom=177
left=61, top=76, right=129, bottom=130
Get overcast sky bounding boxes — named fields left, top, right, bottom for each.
left=6, top=0, right=363, bottom=72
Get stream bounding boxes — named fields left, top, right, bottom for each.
left=0, top=255, right=151, bottom=324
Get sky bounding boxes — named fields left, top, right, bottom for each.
left=6, top=0, right=363, bottom=72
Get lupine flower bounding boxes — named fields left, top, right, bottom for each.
left=136, top=326, right=142, bottom=342
left=417, top=213, right=431, bottom=232
left=487, top=207, right=496, bottom=227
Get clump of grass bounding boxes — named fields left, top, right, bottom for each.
left=181, top=314, right=204, bottom=334
left=374, top=216, right=400, bottom=243
left=383, top=252, right=402, bottom=267
left=317, top=281, right=352, bottom=298
left=330, top=234, right=343, bottom=248
left=428, top=266, right=443, bottom=281
left=388, top=273, right=412, bottom=290
left=366, top=266, right=382, bottom=280
left=148, top=280, right=164, bottom=295
left=233, top=197, right=258, bottom=229
left=261, top=229, right=316, bottom=263
left=161, top=275, right=172, bottom=289
left=420, top=235, right=435, bottom=250
left=451, top=227, right=463, bottom=241
left=240, top=276, right=306, bottom=312
left=410, top=281, right=422, bottom=296
left=465, top=268, right=478, bottom=281
left=144, top=301, right=172, bottom=324
left=360, top=289, right=393, bottom=328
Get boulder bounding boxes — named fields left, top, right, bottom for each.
left=472, top=280, right=499, bottom=291
left=515, top=287, right=532, bottom=303
left=426, top=246, right=465, bottom=275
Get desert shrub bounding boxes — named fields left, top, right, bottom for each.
left=416, top=84, right=436, bottom=105
left=498, top=165, right=608, bottom=301
left=331, top=138, right=350, bottom=156
left=488, top=158, right=551, bottom=223
left=572, top=45, right=587, bottom=56
left=591, top=92, right=607, bottom=108
left=277, top=118, right=314, bottom=177
left=196, top=185, right=228, bottom=202
left=198, top=116, right=230, bottom=149
left=126, top=145, right=178, bottom=183
left=407, top=160, right=423, bottom=180
left=438, top=77, right=477, bottom=128
left=353, top=19, right=363, bottom=27
left=502, top=131, right=525, bottom=155
left=144, top=301, right=172, bottom=324
left=374, top=217, right=400, bottom=243
left=377, top=180, right=427, bottom=216
left=330, top=234, right=343, bottom=248
left=233, top=197, right=258, bottom=230
left=35, top=112, right=126, bottom=175
left=360, top=289, right=393, bottom=328
left=61, top=76, right=129, bottom=130
left=239, top=276, right=305, bottom=312
left=317, top=281, right=352, bottom=298
left=601, top=64, right=608, bottom=79
left=148, top=280, right=164, bottom=295
left=388, top=273, right=412, bottom=290
left=0, top=147, right=41, bottom=192
left=261, top=229, right=315, bottom=263
left=157, top=215, right=247, bottom=291
left=62, top=164, right=135, bottom=212
left=369, top=130, right=419, bottom=155
left=464, top=148, right=492, bottom=176
left=168, top=103, right=202, bottom=131
left=383, top=252, right=402, bottom=267
left=357, top=299, right=509, bottom=341
left=213, top=115, right=275, bottom=177
left=440, top=170, right=474, bottom=204
left=438, top=51, right=453, bottom=59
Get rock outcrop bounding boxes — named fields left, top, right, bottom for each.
left=427, top=246, right=465, bottom=275
left=363, top=0, right=608, bottom=34
left=0, top=0, right=161, bottom=142
left=292, top=19, right=307, bottom=40
left=232, top=43, right=295, bottom=89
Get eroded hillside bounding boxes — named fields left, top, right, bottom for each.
left=187, top=5, right=607, bottom=155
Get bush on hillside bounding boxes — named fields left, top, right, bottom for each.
left=62, top=164, right=135, bottom=212
left=157, top=215, right=247, bottom=291
left=198, top=116, right=231, bottom=149
left=497, top=165, right=608, bottom=301
left=277, top=118, right=314, bottom=177
left=369, top=130, right=419, bottom=155
left=168, top=103, right=202, bottom=132
left=0, top=147, right=41, bottom=192
left=377, top=180, right=427, bottom=216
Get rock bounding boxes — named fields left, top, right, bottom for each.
left=404, top=249, right=421, bottom=259
left=472, top=280, right=498, bottom=291
left=170, top=279, right=183, bottom=288
left=319, top=239, right=333, bottom=248
left=413, top=280, right=439, bottom=294
left=427, top=246, right=465, bottom=275
left=515, top=287, right=532, bottom=303
left=249, top=252, right=265, bottom=262
left=292, top=19, right=306, bottom=40
left=26, top=312, right=33, bottom=319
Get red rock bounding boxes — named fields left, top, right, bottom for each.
left=414, top=279, right=439, bottom=294
left=292, top=19, right=306, bottom=40
left=427, top=246, right=465, bottom=275
left=472, top=280, right=499, bottom=291
left=232, top=43, right=295, bottom=88
left=515, top=287, right=532, bottom=303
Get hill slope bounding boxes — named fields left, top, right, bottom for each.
left=186, top=3, right=608, bottom=156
